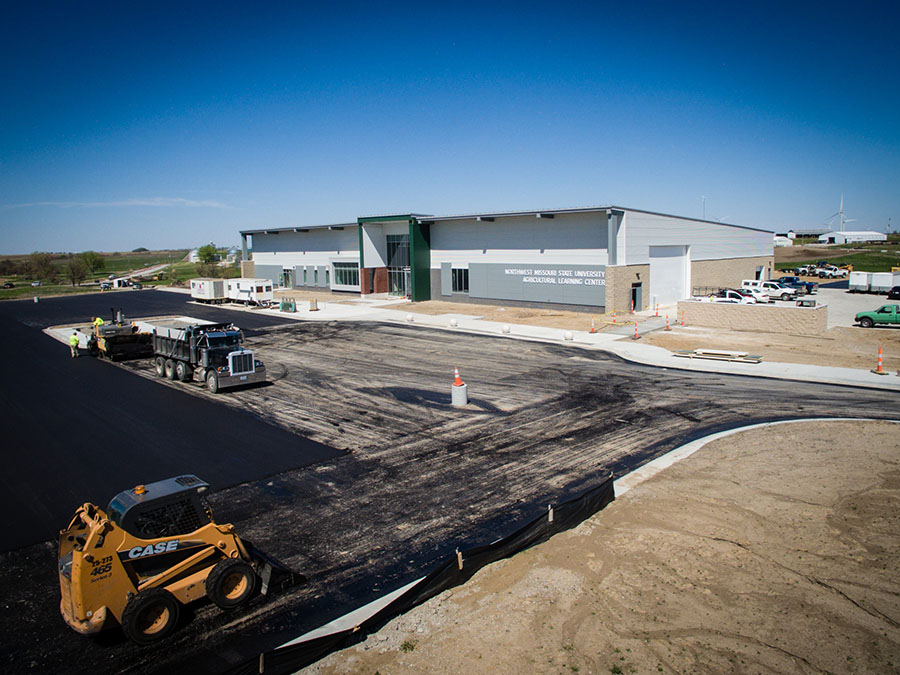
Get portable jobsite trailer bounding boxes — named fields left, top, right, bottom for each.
left=849, top=271, right=871, bottom=292
left=226, top=278, right=274, bottom=305
left=190, top=278, right=227, bottom=303
left=871, top=272, right=894, bottom=294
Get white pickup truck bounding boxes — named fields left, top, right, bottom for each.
left=742, top=280, right=797, bottom=302
left=692, top=289, right=754, bottom=304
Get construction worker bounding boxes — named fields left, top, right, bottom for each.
left=93, top=316, right=104, bottom=328
left=69, top=331, right=79, bottom=358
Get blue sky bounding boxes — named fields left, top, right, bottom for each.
left=1, top=1, right=898, bottom=253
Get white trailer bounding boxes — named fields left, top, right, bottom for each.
left=871, top=272, right=893, bottom=293
left=190, top=278, right=227, bottom=303
left=849, top=271, right=871, bottom=293
left=226, top=278, right=274, bottom=305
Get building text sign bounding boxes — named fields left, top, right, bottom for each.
left=469, top=263, right=606, bottom=306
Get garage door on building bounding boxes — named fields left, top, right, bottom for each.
left=649, top=245, right=690, bottom=305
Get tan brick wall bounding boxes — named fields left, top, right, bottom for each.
left=677, top=300, right=827, bottom=336
left=691, top=256, right=774, bottom=294
left=606, top=264, right=650, bottom=312
left=240, top=260, right=255, bottom=277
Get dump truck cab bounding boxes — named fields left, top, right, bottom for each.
left=59, top=475, right=272, bottom=644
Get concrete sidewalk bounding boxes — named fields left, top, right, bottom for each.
left=210, top=292, right=900, bottom=391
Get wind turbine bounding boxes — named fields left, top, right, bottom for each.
left=826, top=194, right=856, bottom=232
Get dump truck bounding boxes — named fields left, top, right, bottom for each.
left=58, top=475, right=289, bottom=644
left=146, top=319, right=265, bottom=393
left=86, top=310, right=153, bottom=361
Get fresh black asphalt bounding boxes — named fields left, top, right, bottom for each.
left=0, top=290, right=341, bottom=551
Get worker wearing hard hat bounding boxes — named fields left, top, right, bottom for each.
left=93, top=316, right=104, bottom=328
left=69, top=332, right=79, bottom=358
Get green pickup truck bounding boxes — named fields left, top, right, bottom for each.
left=855, top=304, right=900, bottom=328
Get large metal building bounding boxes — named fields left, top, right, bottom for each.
left=240, top=206, right=773, bottom=312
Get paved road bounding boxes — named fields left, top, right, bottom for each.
left=0, top=291, right=340, bottom=551
left=3, top=292, right=900, bottom=674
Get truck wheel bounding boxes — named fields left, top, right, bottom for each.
left=175, top=360, right=189, bottom=382
left=155, top=356, right=166, bottom=377
left=206, top=558, right=256, bottom=609
left=206, top=370, right=219, bottom=394
left=165, top=359, right=176, bottom=380
left=121, top=588, right=180, bottom=645
left=860, top=317, right=874, bottom=328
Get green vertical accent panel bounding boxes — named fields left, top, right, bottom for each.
left=357, top=224, right=365, bottom=269
left=409, top=219, right=431, bottom=301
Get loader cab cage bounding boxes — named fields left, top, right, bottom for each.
left=107, top=475, right=214, bottom=539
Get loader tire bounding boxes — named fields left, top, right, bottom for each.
left=165, top=359, right=176, bottom=380
left=206, top=370, right=219, bottom=394
left=175, top=360, right=189, bottom=382
left=121, top=588, right=180, bottom=645
left=206, top=558, right=256, bottom=609
left=155, top=356, right=166, bottom=377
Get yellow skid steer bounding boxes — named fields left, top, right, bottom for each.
left=58, top=475, right=287, bottom=644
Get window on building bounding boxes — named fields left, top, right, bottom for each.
left=333, top=262, right=360, bottom=286
left=386, top=234, right=410, bottom=268
left=314, top=269, right=318, bottom=285
left=303, top=268, right=307, bottom=285
left=452, top=268, right=469, bottom=293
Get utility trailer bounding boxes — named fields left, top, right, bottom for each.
left=226, top=278, right=274, bottom=306
left=146, top=319, right=266, bottom=393
left=849, top=271, right=871, bottom=293
left=189, top=278, right=227, bottom=303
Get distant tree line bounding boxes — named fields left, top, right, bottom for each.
left=0, top=250, right=106, bottom=286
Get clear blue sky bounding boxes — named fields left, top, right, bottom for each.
left=1, top=1, right=898, bottom=253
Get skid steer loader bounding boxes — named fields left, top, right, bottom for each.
left=58, top=475, right=290, bottom=644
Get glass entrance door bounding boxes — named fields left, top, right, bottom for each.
left=388, top=268, right=410, bottom=296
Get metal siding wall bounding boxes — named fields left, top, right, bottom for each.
left=253, top=264, right=282, bottom=285
left=251, top=227, right=359, bottom=270
left=441, top=262, right=452, bottom=296
left=623, top=212, right=772, bottom=263
left=430, top=213, right=609, bottom=268
left=317, top=265, right=327, bottom=288
left=469, top=263, right=606, bottom=306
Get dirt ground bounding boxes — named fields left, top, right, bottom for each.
left=642, top=325, right=900, bottom=371
left=308, top=420, right=900, bottom=675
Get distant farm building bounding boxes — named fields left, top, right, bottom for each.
left=817, top=231, right=887, bottom=245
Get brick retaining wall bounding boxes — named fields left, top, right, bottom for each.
left=677, top=300, right=827, bottom=336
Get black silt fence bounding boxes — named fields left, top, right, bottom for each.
left=224, top=476, right=616, bottom=675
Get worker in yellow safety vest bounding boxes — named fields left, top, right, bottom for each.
left=69, top=332, right=79, bottom=358
left=93, top=316, right=104, bottom=328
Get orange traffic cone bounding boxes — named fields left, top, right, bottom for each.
left=612, top=310, right=617, bottom=325
left=681, top=311, right=685, bottom=327
left=633, top=321, right=639, bottom=340
left=589, top=317, right=597, bottom=334
left=872, top=346, right=886, bottom=375
left=453, top=367, right=465, bottom=386
left=665, top=314, right=670, bottom=331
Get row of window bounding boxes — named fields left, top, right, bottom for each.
left=288, top=263, right=469, bottom=294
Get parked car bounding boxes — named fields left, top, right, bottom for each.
left=31, top=280, right=42, bottom=287
left=776, top=276, right=817, bottom=294
left=888, top=286, right=900, bottom=300
left=855, top=304, right=900, bottom=328
left=2, top=282, right=13, bottom=289
left=100, top=281, right=112, bottom=290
